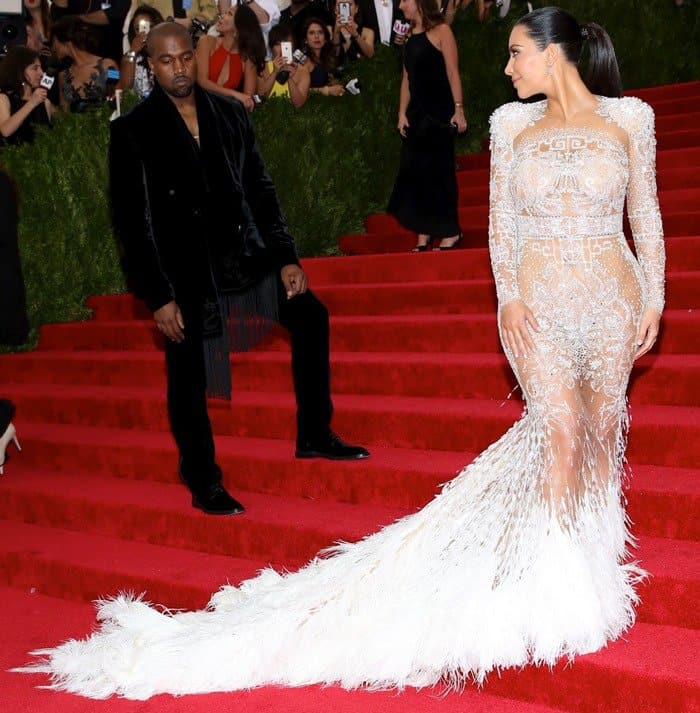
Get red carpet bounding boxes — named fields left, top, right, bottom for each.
left=1, top=81, right=699, bottom=712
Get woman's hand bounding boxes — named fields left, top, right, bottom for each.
left=326, top=84, right=344, bottom=97
left=272, top=54, right=286, bottom=74
left=130, top=32, right=147, bottom=54
left=234, top=92, right=255, bottom=111
left=499, top=300, right=540, bottom=358
left=28, top=87, right=48, bottom=108
left=634, top=308, right=662, bottom=360
left=398, top=113, right=409, bottom=137
left=451, top=106, right=467, bottom=133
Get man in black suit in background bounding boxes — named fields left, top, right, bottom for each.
left=109, top=23, right=369, bottom=517
left=358, top=0, right=407, bottom=48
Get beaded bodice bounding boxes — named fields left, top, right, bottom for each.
left=488, top=96, right=665, bottom=313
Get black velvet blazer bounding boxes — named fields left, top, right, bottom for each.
left=109, top=83, right=299, bottom=332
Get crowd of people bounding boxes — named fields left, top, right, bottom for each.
left=0, top=0, right=491, bottom=143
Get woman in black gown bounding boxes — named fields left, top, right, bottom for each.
left=387, top=0, right=467, bottom=251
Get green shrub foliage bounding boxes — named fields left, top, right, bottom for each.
left=2, top=0, right=698, bottom=346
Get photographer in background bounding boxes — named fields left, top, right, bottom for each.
left=257, top=23, right=309, bottom=106
left=23, top=0, right=51, bottom=54
left=195, top=4, right=265, bottom=110
left=119, top=5, right=164, bottom=100
left=50, top=0, right=130, bottom=63
left=334, top=0, right=374, bottom=61
left=303, top=18, right=343, bottom=96
left=0, top=46, right=53, bottom=146
left=219, top=0, right=280, bottom=59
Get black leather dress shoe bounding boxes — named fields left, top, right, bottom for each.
left=192, top=483, right=245, bottom=515
left=295, top=432, right=370, bottom=460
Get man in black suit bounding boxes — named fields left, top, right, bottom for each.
left=358, top=0, right=407, bottom=48
left=109, top=22, right=369, bottom=516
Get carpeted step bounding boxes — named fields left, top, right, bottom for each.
left=656, top=145, right=700, bottom=171
left=0, top=466, right=406, bottom=567
left=12, top=585, right=696, bottom=713
left=628, top=80, right=700, bottom=102
left=455, top=166, right=489, bottom=187
left=0, top=519, right=695, bottom=633
left=454, top=143, right=700, bottom=175
left=12, top=422, right=700, bottom=542
left=364, top=204, right=700, bottom=238
left=0, top=586, right=575, bottom=713
left=641, top=94, right=700, bottom=116
left=485, top=622, right=700, bottom=712
left=3, top=351, right=700, bottom=408
left=35, top=310, right=700, bottom=354
left=339, top=226, right=700, bottom=255
left=343, top=213, right=700, bottom=254
left=656, top=111, right=700, bottom=134
left=78, top=271, right=700, bottom=320
left=657, top=166, right=700, bottom=191
left=0, top=520, right=271, bottom=612
left=335, top=236, right=700, bottom=271
left=0, top=467, right=696, bottom=632
left=83, top=235, right=698, bottom=289
left=4, top=385, right=700, bottom=467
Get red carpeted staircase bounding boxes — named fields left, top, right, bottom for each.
left=1, top=81, right=699, bottom=713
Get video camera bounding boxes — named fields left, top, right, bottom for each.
left=0, top=0, right=27, bottom=58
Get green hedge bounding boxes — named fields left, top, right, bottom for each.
left=2, top=0, right=698, bottom=349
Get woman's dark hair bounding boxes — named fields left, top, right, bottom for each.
left=268, top=23, right=294, bottom=49
left=50, top=16, right=101, bottom=55
left=414, top=0, right=445, bottom=31
left=302, top=17, right=336, bottom=72
left=235, top=5, right=266, bottom=74
left=128, top=5, right=165, bottom=44
left=24, top=0, right=51, bottom=39
left=515, top=6, right=622, bottom=98
left=350, top=0, right=365, bottom=28
left=0, top=46, right=40, bottom=97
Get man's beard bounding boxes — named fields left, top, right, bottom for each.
left=167, top=78, right=194, bottom=97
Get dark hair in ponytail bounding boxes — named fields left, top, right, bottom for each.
left=515, top=6, right=622, bottom=98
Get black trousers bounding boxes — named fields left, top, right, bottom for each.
left=165, top=286, right=332, bottom=494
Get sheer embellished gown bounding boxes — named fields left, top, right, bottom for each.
left=20, top=96, right=665, bottom=699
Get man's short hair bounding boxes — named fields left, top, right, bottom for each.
left=146, top=21, right=193, bottom=57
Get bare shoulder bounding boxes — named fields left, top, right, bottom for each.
left=435, top=22, right=455, bottom=43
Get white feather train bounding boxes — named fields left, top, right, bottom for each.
left=16, top=415, right=644, bottom=699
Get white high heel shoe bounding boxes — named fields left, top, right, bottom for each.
left=0, top=422, right=21, bottom=475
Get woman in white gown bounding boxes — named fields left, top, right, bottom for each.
left=20, top=6, right=665, bottom=699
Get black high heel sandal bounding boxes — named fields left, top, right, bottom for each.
left=438, top=231, right=463, bottom=251
left=411, top=236, right=433, bottom=252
